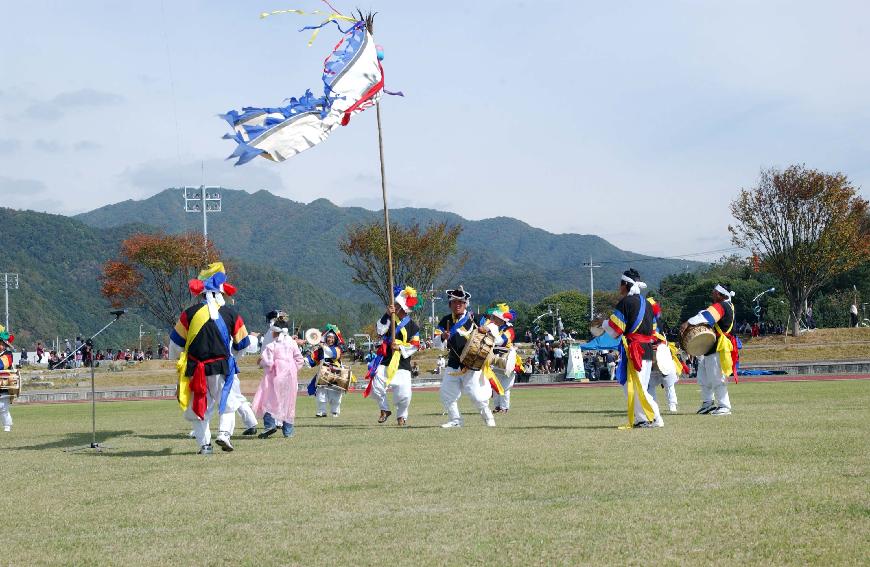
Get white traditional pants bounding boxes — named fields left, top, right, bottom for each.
left=370, top=365, right=412, bottom=420
left=183, top=373, right=238, bottom=447
left=316, top=386, right=344, bottom=415
left=492, top=370, right=515, bottom=410
left=697, top=354, right=732, bottom=410
left=647, top=371, right=678, bottom=409
left=230, top=377, right=257, bottom=429
left=0, top=395, right=12, bottom=430
left=621, top=360, right=661, bottom=424
left=440, top=367, right=494, bottom=423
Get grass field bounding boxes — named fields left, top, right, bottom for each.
left=1, top=380, right=868, bottom=566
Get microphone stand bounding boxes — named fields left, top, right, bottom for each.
left=64, top=310, right=127, bottom=453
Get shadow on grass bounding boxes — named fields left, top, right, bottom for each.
left=552, top=410, right=624, bottom=416
left=135, top=433, right=193, bottom=440
left=507, top=425, right=616, bottom=430
left=11, top=430, right=135, bottom=451
left=83, top=448, right=175, bottom=458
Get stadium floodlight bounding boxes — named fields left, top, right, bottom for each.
left=0, top=272, right=19, bottom=330
left=181, top=186, right=222, bottom=247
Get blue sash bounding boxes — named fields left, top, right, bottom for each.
left=213, top=311, right=240, bottom=413
left=615, top=297, right=647, bottom=386
left=448, top=312, right=471, bottom=335
left=365, top=315, right=410, bottom=380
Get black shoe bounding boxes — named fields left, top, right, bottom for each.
left=633, top=420, right=653, bottom=428
left=315, top=413, right=327, bottom=418
left=258, top=427, right=278, bottom=439
left=242, top=427, right=258, bottom=436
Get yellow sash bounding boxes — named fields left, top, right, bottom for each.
left=714, top=315, right=735, bottom=377
left=176, top=305, right=211, bottom=411
left=385, top=318, right=408, bottom=386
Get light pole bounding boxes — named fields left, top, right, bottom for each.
left=427, top=285, right=442, bottom=338
left=1, top=273, right=19, bottom=330
left=138, top=324, right=146, bottom=352
left=182, top=186, right=222, bottom=251
left=582, top=258, right=600, bottom=320
left=752, top=287, right=776, bottom=323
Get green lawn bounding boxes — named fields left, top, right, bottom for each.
left=1, top=381, right=868, bottom=566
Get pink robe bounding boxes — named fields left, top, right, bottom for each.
left=252, top=335, right=304, bottom=423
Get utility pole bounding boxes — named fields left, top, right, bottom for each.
left=582, top=258, right=600, bottom=320
left=1, top=273, right=19, bottom=330
left=139, top=324, right=145, bottom=352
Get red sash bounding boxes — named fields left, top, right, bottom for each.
left=624, top=333, right=656, bottom=372
left=186, top=353, right=226, bottom=419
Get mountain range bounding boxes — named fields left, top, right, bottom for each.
left=76, top=188, right=699, bottom=302
left=0, top=188, right=700, bottom=348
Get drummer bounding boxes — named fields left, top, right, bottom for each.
left=646, top=295, right=684, bottom=413
left=681, top=283, right=737, bottom=415
left=485, top=304, right=519, bottom=413
left=306, top=325, right=346, bottom=418
left=0, top=325, right=15, bottom=432
left=435, top=286, right=496, bottom=428
left=602, top=269, right=664, bottom=429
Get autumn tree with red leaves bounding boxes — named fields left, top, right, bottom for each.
left=729, top=165, right=869, bottom=335
left=101, top=233, right=219, bottom=327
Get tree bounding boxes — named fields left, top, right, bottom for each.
left=730, top=165, right=869, bottom=335
left=338, top=221, right=468, bottom=307
left=101, top=233, right=219, bottom=328
left=529, top=291, right=590, bottom=339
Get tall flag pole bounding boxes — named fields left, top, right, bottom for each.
left=366, top=14, right=396, bottom=342
left=220, top=5, right=403, bottom=337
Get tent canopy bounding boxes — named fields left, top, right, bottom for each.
left=579, top=334, right=620, bottom=350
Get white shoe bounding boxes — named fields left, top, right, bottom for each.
left=3, top=426, right=10, bottom=432
left=652, top=416, right=664, bottom=428
left=481, top=408, right=495, bottom=425
left=668, top=404, right=677, bottom=413
left=441, top=421, right=462, bottom=428
left=215, top=433, right=234, bottom=451
left=711, top=407, right=731, bottom=416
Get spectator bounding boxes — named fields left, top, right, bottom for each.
left=411, top=361, right=420, bottom=378
left=537, top=343, right=549, bottom=373
left=850, top=303, right=859, bottom=327
left=36, top=341, right=45, bottom=363
left=605, top=350, right=616, bottom=380
left=552, top=343, right=564, bottom=372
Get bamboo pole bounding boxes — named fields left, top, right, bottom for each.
left=376, top=101, right=396, bottom=341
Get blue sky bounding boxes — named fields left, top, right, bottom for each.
left=2, top=0, right=868, bottom=260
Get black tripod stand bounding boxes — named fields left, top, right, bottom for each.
left=61, top=309, right=127, bottom=453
